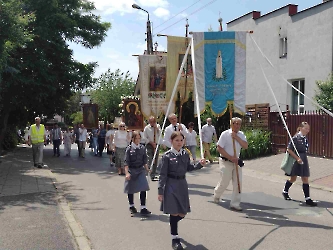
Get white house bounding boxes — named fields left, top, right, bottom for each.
left=227, top=0, right=333, bottom=112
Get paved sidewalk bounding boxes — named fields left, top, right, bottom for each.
left=0, top=146, right=78, bottom=250
left=243, top=153, right=333, bottom=191
left=0, top=156, right=55, bottom=197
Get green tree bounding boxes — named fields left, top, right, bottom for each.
left=70, top=111, right=83, bottom=125
left=0, top=0, right=34, bottom=73
left=63, top=91, right=82, bottom=125
left=314, top=73, right=333, bottom=111
left=0, top=0, right=111, bottom=152
left=91, top=69, right=136, bottom=123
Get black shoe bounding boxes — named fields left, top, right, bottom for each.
left=34, top=163, right=37, bottom=167
left=282, top=192, right=292, bottom=200
left=140, top=208, right=151, bottom=215
left=129, top=206, right=137, bottom=214
left=306, top=199, right=317, bottom=207
left=172, top=239, right=183, bottom=250
left=37, top=164, right=43, bottom=169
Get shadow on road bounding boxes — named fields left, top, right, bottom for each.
left=187, top=184, right=215, bottom=190
left=209, top=192, right=333, bottom=249
left=181, top=238, right=209, bottom=250
left=43, top=146, right=120, bottom=179
left=0, top=192, right=58, bottom=213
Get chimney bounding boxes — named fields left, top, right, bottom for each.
left=288, top=4, right=298, bottom=16
left=252, top=11, right=261, bottom=20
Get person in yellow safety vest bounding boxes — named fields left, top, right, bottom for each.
left=27, top=117, right=46, bottom=168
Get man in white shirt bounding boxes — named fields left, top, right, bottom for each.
left=213, top=117, right=248, bottom=211
left=78, top=123, right=88, bottom=158
left=162, top=113, right=188, bottom=149
left=143, top=116, right=161, bottom=179
left=201, top=118, right=217, bottom=163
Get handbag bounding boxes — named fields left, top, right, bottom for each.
left=280, top=152, right=295, bottom=175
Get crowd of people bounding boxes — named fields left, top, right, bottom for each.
left=26, top=114, right=317, bottom=249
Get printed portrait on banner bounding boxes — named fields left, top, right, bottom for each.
left=83, top=104, right=98, bottom=129
left=149, top=66, right=166, bottom=92
left=124, top=99, right=144, bottom=130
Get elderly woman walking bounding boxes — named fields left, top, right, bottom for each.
left=113, top=122, right=131, bottom=175
left=63, top=127, right=73, bottom=156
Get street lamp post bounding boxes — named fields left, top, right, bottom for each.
left=132, top=4, right=153, bottom=55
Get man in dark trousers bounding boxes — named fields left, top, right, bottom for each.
left=97, top=124, right=107, bottom=157
left=51, top=123, right=62, bottom=157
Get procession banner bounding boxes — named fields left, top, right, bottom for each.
left=139, top=54, right=169, bottom=119
left=82, top=104, right=98, bottom=129
left=166, top=36, right=193, bottom=104
left=123, top=99, right=144, bottom=130
left=192, top=31, right=247, bottom=115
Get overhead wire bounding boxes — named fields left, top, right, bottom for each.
left=153, top=0, right=204, bottom=30
left=249, top=34, right=333, bottom=118
left=154, top=0, right=218, bottom=35
left=249, top=34, right=301, bottom=158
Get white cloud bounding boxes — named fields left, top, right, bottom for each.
left=90, top=0, right=169, bottom=15
left=136, top=43, right=147, bottom=52
left=138, top=0, right=169, bottom=8
left=179, top=12, right=188, bottom=18
left=157, top=44, right=166, bottom=52
left=153, top=7, right=170, bottom=20
left=107, top=54, right=119, bottom=60
left=136, top=42, right=166, bottom=53
left=91, top=0, right=135, bottom=15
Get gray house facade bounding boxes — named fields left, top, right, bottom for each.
left=227, top=1, right=333, bottom=112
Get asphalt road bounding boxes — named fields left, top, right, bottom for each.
left=45, top=145, right=333, bottom=250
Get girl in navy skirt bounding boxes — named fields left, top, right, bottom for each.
left=158, top=131, right=205, bottom=250
left=124, top=131, right=151, bottom=215
left=282, top=122, right=317, bottom=206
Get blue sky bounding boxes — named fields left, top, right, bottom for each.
left=70, top=0, right=321, bottom=79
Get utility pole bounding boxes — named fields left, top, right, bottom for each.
left=132, top=4, right=153, bottom=55
left=218, top=12, right=223, bottom=31
left=146, top=17, right=153, bottom=54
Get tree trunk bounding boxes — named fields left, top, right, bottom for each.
left=0, top=110, right=10, bottom=155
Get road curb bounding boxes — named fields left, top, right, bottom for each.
left=46, top=168, right=92, bottom=250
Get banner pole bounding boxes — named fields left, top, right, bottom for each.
left=150, top=42, right=192, bottom=170
left=229, top=104, right=241, bottom=193
left=191, top=37, right=204, bottom=159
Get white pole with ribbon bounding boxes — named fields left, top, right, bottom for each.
left=150, top=42, right=192, bottom=170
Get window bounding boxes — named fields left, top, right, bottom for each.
left=279, top=37, right=287, bottom=58
left=291, top=80, right=305, bottom=113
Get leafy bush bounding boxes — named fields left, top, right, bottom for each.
left=2, top=129, right=18, bottom=151
left=204, top=129, right=272, bottom=160
left=240, top=129, right=272, bottom=159
left=209, top=142, right=219, bottom=157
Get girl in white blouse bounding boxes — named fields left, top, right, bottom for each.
left=113, top=122, right=131, bottom=175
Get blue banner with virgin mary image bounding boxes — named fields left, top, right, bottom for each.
left=193, top=31, right=247, bottom=115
